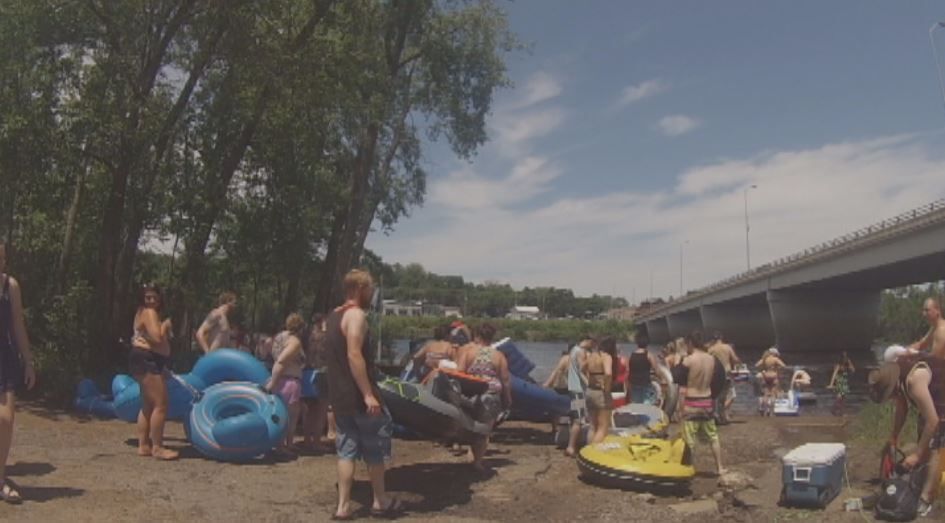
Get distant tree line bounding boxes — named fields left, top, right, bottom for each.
left=362, top=261, right=630, bottom=319
left=876, top=282, right=944, bottom=344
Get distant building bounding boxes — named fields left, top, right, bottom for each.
left=507, top=305, right=542, bottom=320
left=383, top=300, right=422, bottom=317
left=599, top=307, right=639, bottom=321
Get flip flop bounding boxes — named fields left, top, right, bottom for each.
left=1, top=478, right=22, bottom=504
left=370, top=498, right=403, bottom=519
left=330, top=512, right=354, bottom=521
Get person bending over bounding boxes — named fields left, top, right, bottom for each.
left=868, top=354, right=945, bottom=517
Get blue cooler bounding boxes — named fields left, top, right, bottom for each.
left=780, top=443, right=846, bottom=508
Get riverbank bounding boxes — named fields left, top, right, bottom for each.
left=1, top=402, right=929, bottom=522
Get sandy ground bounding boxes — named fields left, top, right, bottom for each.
left=0, top=403, right=923, bottom=522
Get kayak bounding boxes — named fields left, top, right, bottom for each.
left=577, top=434, right=695, bottom=491
left=509, top=375, right=570, bottom=422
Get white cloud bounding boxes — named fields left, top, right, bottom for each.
left=510, top=72, right=563, bottom=109
left=617, top=79, right=668, bottom=107
left=492, top=108, right=566, bottom=148
left=428, top=156, right=562, bottom=211
left=369, top=134, right=945, bottom=301
left=657, top=114, right=702, bottom=136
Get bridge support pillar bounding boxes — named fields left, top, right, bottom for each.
left=644, top=318, right=670, bottom=345
left=701, top=301, right=775, bottom=350
left=767, top=289, right=881, bottom=353
left=667, top=310, right=704, bottom=340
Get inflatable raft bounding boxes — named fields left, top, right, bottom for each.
left=378, top=377, right=491, bottom=444
left=577, top=435, right=695, bottom=491
left=187, top=381, right=287, bottom=462
left=509, top=375, right=570, bottom=423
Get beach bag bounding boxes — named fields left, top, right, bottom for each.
left=875, top=462, right=926, bottom=521
left=709, top=356, right=727, bottom=400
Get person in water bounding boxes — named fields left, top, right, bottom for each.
left=195, top=291, right=238, bottom=353
left=755, top=347, right=786, bottom=416
left=326, top=269, right=399, bottom=519
left=565, top=337, right=593, bottom=457
left=677, top=330, right=726, bottom=476
left=0, top=241, right=37, bottom=503
left=868, top=355, right=945, bottom=517
left=266, top=313, right=307, bottom=454
left=583, top=337, right=614, bottom=444
left=909, top=297, right=945, bottom=359
left=707, top=331, right=741, bottom=424
left=129, top=283, right=178, bottom=461
left=628, top=331, right=660, bottom=405
left=827, top=352, right=854, bottom=416
left=457, top=323, right=511, bottom=472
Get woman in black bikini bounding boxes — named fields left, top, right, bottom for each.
left=0, top=241, right=37, bottom=503
left=130, top=283, right=178, bottom=460
left=755, top=347, right=786, bottom=416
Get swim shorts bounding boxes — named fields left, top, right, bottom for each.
left=568, top=391, right=587, bottom=422
left=335, top=408, right=393, bottom=465
left=630, top=384, right=656, bottom=405
left=128, top=347, right=168, bottom=376
left=273, top=376, right=301, bottom=406
left=683, top=418, right=719, bottom=446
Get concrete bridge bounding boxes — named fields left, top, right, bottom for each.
left=636, top=199, right=945, bottom=353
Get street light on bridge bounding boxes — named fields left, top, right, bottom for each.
left=930, top=22, right=945, bottom=116
left=679, top=239, right=689, bottom=296
left=744, top=184, right=758, bottom=271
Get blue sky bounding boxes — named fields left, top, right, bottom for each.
left=368, top=1, right=945, bottom=302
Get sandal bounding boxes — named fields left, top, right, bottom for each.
left=371, top=497, right=403, bottom=519
left=330, top=512, right=354, bottom=521
left=1, top=478, right=22, bottom=504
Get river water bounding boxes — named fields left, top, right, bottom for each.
left=391, top=339, right=887, bottom=417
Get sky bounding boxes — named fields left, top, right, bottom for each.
left=368, top=0, right=945, bottom=303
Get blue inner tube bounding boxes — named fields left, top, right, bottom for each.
left=509, top=375, right=570, bottom=422
left=73, top=379, right=117, bottom=419
left=112, top=373, right=205, bottom=422
left=190, top=348, right=270, bottom=387
left=187, top=381, right=287, bottom=462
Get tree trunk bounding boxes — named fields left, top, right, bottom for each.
left=57, top=158, right=89, bottom=294
left=313, top=205, right=347, bottom=314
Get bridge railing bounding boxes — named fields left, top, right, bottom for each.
left=639, top=198, right=945, bottom=318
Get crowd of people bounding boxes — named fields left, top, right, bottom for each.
left=0, top=239, right=944, bottom=517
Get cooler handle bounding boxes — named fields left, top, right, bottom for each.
left=793, top=467, right=811, bottom=482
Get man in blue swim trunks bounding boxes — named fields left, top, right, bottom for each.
left=325, top=270, right=400, bottom=519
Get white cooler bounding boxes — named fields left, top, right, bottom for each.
left=780, top=443, right=846, bottom=508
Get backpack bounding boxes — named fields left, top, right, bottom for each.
left=709, top=355, right=727, bottom=400
left=875, top=462, right=926, bottom=521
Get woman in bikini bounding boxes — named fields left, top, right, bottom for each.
left=755, top=347, right=786, bottom=416
left=583, top=338, right=614, bottom=444
left=0, top=241, right=37, bottom=503
left=130, top=283, right=178, bottom=460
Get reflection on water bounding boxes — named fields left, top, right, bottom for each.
left=390, top=339, right=888, bottom=417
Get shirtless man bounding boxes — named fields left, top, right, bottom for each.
left=677, top=330, right=726, bottom=475
left=195, top=292, right=238, bottom=353
left=707, top=331, right=741, bottom=423
left=909, top=298, right=945, bottom=360
left=411, top=324, right=454, bottom=381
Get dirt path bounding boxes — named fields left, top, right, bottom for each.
left=0, top=404, right=896, bottom=522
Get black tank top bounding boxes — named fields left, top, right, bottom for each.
left=629, top=350, right=652, bottom=387
left=324, top=304, right=381, bottom=416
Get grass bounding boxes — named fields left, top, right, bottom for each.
left=849, top=401, right=918, bottom=447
